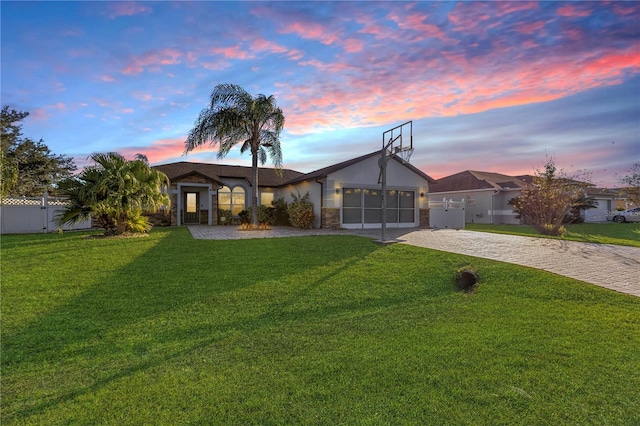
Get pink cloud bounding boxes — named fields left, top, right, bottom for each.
left=515, top=20, right=545, bottom=35
left=279, top=21, right=339, bottom=45
left=387, top=10, right=446, bottom=40
left=200, top=60, right=231, bottom=71
left=122, top=48, right=182, bottom=75
left=356, top=16, right=389, bottom=38
left=448, top=2, right=501, bottom=33
left=31, top=108, right=49, bottom=121
left=556, top=4, right=592, bottom=18
left=279, top=37, right=640, bottom=136
left=250, top=38, right=304, bottom=60
left=130, top=91, right=164, bottom=102
left=343, top=38, right=364, bottom=53
left=119, top=137, right=219, bottom=165
left=297, top=58, right=356, bottom=74
left=105, top=2, right=152, bottom=19
left=210, top=45, right=253, bottom=60
left=612, top=3, right=639, bottom=16
left=494, top=1, right=538, bottom=17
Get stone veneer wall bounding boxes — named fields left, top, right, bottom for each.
left=211, top=192, right=218, bottom=225
left=321, top=208, right=340, bottom=229
left=170, top=189, right=178, bottom=226
left=419, top=208, right=430, bottom=228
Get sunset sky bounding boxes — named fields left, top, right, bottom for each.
left=2, top=1, right=638, bottom=187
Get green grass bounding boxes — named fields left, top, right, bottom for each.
left=467, top=222, right=640, bottom=247
left=2, top=228, right=639, bottom=425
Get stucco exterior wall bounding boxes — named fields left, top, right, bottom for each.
left=281, top=156, right=429, bottom=229
left=331, top=156, right=429, bottom=229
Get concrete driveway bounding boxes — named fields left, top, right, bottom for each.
left=188, top=226, right=639, bottom=297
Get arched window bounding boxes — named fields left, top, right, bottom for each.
left=231, top=186, right=245, bottom=214
left=218, top=185, right=246, bottom=215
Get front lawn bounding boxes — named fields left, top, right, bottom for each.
left=467, top=222, right=640, bottom=247
left=2, top=228, right=639, bottom=425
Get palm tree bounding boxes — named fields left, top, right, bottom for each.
left=56, top=152, right=170, bottom=235
left=184, top=83, right=285, bottom=227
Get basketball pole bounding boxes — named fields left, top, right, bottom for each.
left=380, top=133, right=401, bottom=244
left=380, top=121, right=412, bottom=244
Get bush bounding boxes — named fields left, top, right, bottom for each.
left=238, top=210, right=251, bottom=226
left=125, top=209, right=153, bottom=234
left=508, top=158, right=591, bottom=237
left=540, top=224, right=566, bottom=237
left=218, top=209, right=232, bottom=225
left=247, top=205, right=275, bottom=227
left=272, top=197, right=290, bottom=226
left=288, top=191, right=315, bottom=229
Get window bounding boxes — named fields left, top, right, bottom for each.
left=186, top=193, right=197, bottom=213
left=364, top=189, right=382, bottom=223
left=218, top=185, right=246, bottom=215
left=260, top=192, right=274, bottom=206
left=399, top=191, right=415, bottom=223
left=467, top=195, right=476, bottom=206
left=342, top=188, right=362, bottom=223
left=342, top=188, right=415, bottom=225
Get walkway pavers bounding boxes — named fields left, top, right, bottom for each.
left=187, top=226, right=640, bottom=297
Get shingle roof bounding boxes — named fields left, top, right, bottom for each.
left=155, top=152, right=435, bottom=189
left=429, top=170, right=527, bottom=193
left=153, top=162, right=304, bottom=187
left=284, top=151, right=436, bottom=185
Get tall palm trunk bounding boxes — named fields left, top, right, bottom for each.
left=251, top=146, right=259, bottom=227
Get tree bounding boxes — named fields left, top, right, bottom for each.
left=1, top=105, right=75, bottom=196
left=618, top=163, right=640, bottom=207
left=509, top=158, right=592, bottom=236
left=56, top=152, right=170, bottom=236
left=1, top=106, right=29, bottom=197
left=184, top=83, right=285, bottom=227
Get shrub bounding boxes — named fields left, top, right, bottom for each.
left=288, top=191, right=315, bottom=229
left=508, top=158, right=592, bottom=237
left=272, top=197, right=290, bottom=226
left=218, top=209, right=232, bottom=225
left=247, top=205, right=275, bottom=226
left=541, top=224, right=566, bottom=237
left=125, top=209, right=153, bottom=234
left=238, top=210, right=250, bottom=226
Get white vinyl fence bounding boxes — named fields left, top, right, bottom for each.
left=429, top=198, right=466, bottom=229
left=1, top=194, right=92, bottom=234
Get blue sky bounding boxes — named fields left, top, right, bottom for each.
left=2, top=1, right=638, bottom=186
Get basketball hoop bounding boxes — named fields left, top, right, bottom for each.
left=396, top=147, right=414, bottom=164
left=378, top=121, right=414, bottom=243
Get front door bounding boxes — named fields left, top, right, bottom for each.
left=184, top=192, right=199, bottom=224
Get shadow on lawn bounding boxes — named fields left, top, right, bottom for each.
left=5, top=230, right=450, bottom=420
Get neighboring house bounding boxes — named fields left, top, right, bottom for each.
left=584, top=188, right=617, bottom=222
left=430, top=170, right=616, bottom=224
left=428, top=171, right=527, bottom=224
left=154, top=151, right=434, bottom=229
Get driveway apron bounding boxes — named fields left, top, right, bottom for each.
left=188, top=226, right=639, bottom=297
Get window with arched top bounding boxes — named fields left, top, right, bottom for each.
left=218, top=185, right=246, bottom=215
